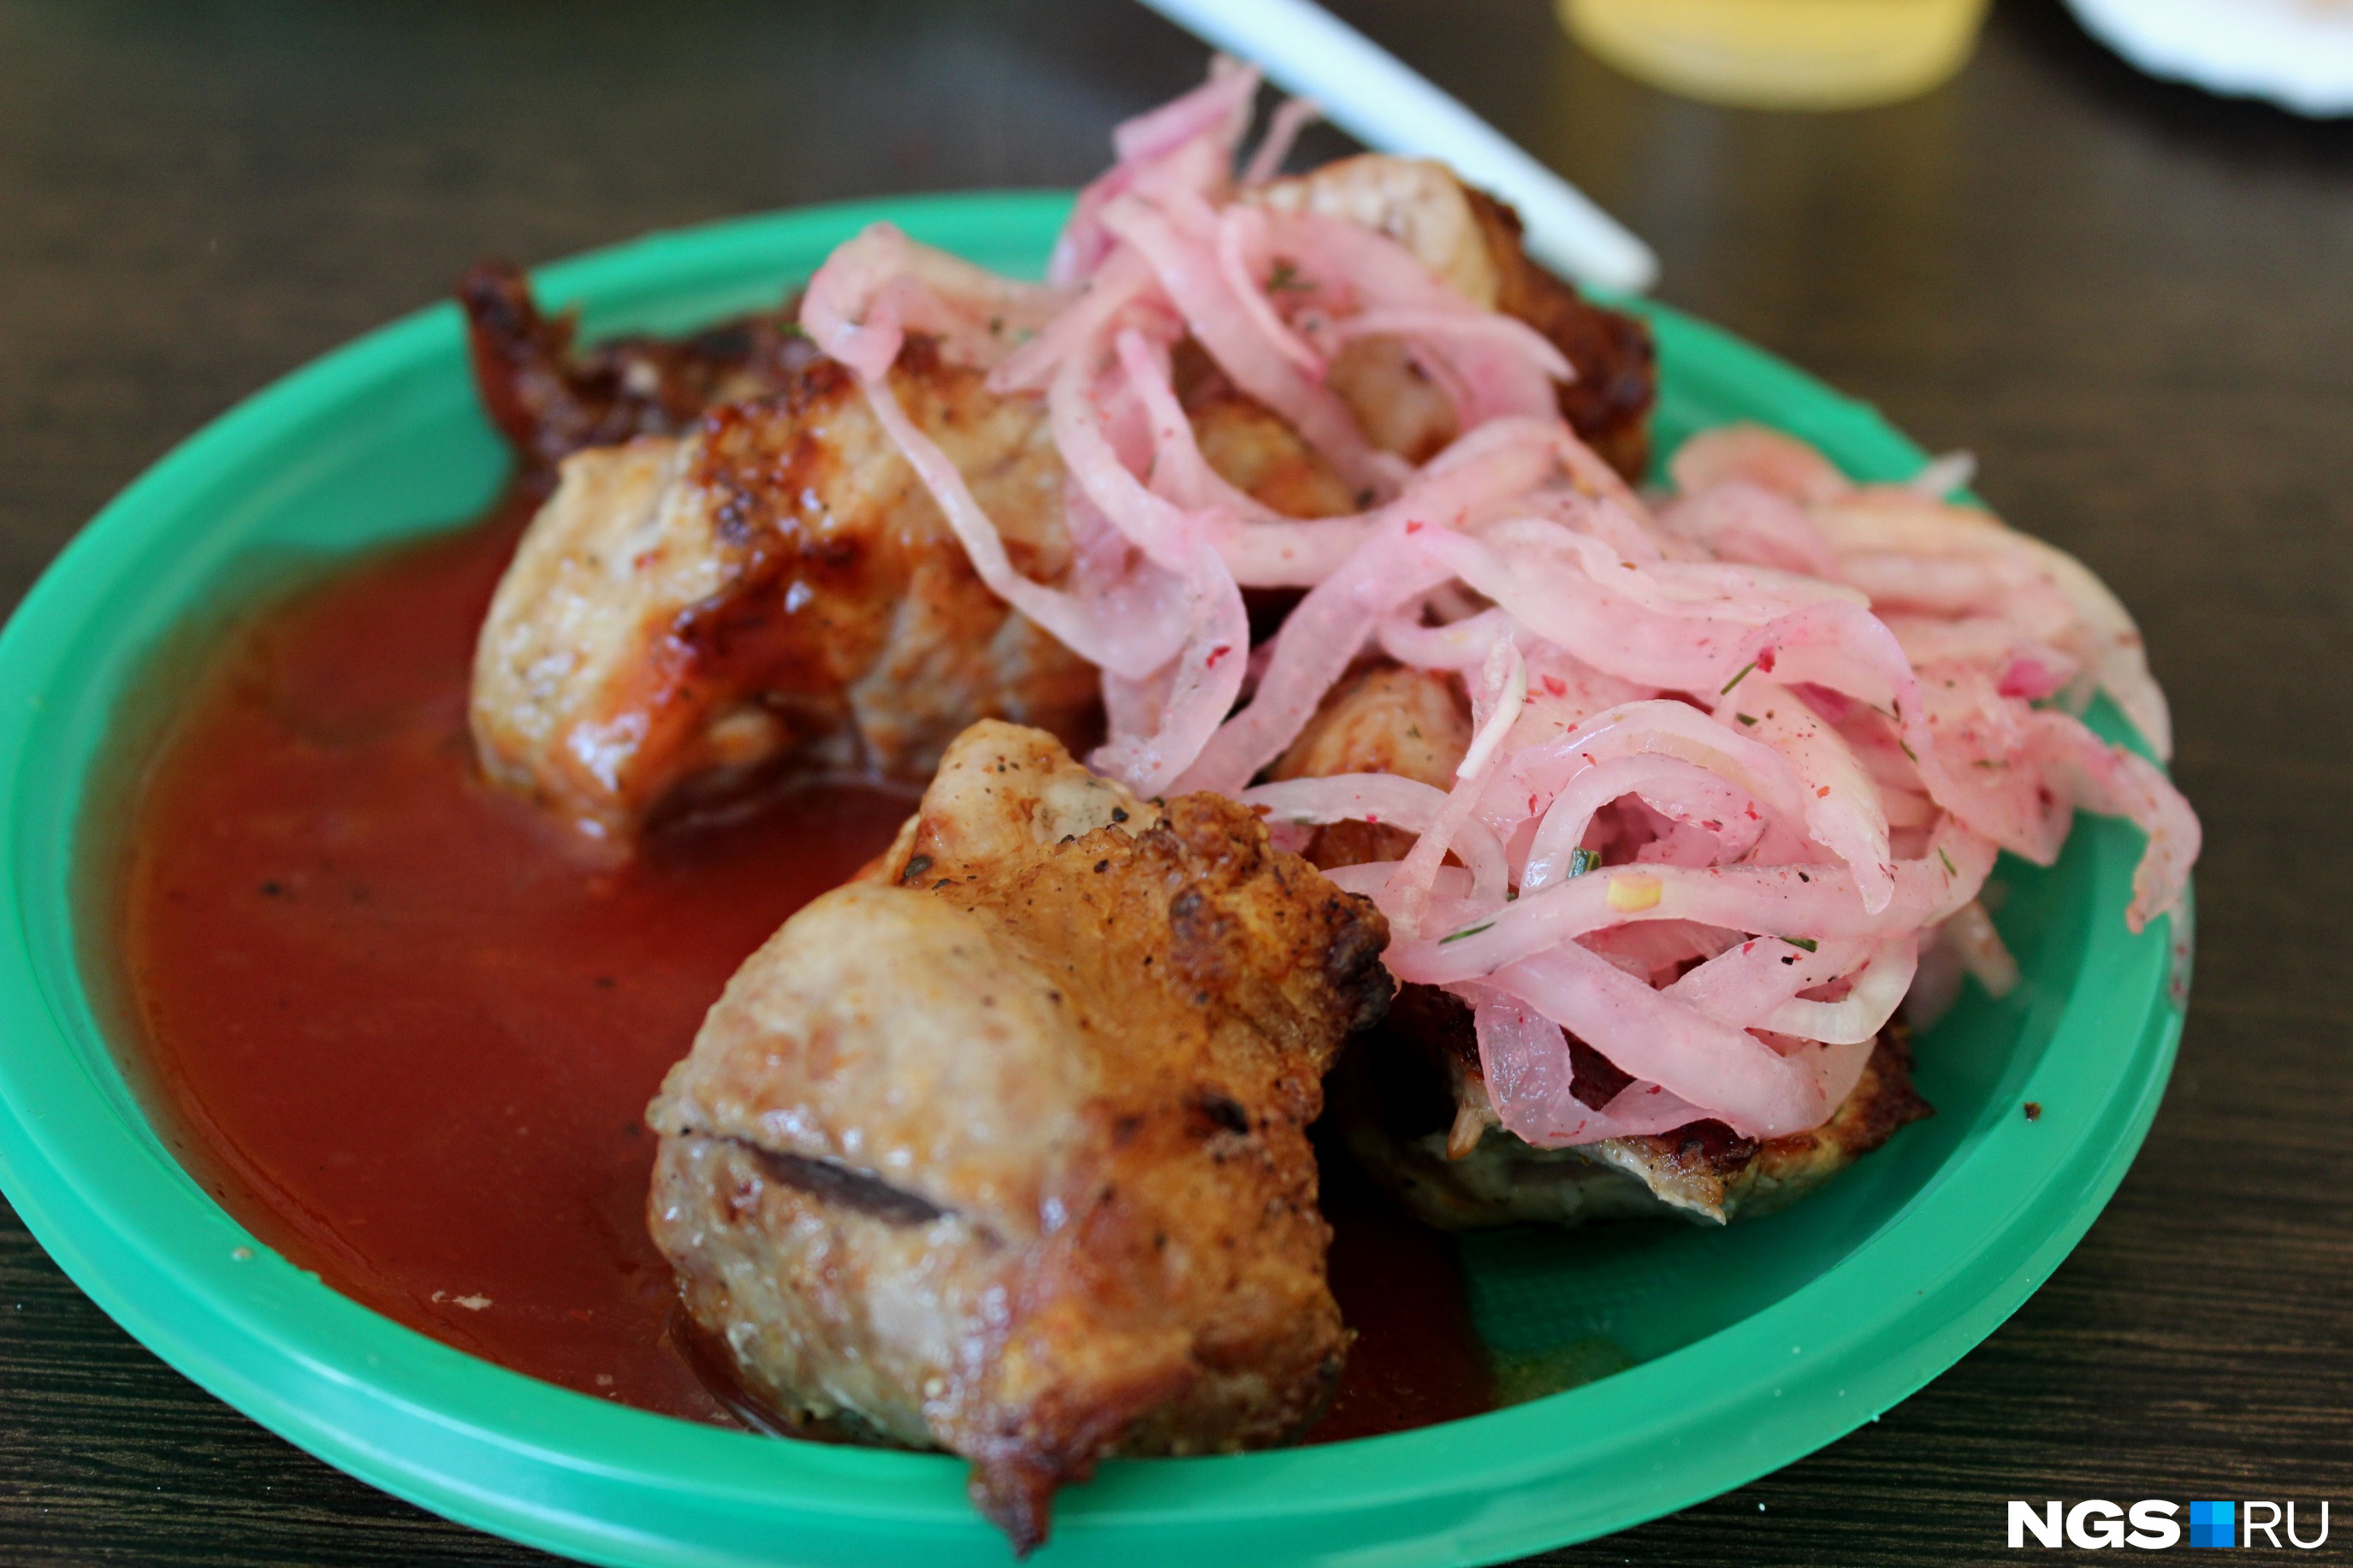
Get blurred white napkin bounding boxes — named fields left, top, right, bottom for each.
left=2066, top=0, right=2353, bottom=115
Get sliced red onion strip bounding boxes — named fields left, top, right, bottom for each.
left=1544, top=488, right=1665, bottom=567
left=1486, top=941, right=1872, bottom=1140
left=1239, top=774, right=1509, bottom=902
left=1467, top=988, right=1709, bottom=1146
left=1520, top=754, right=1771, bottom=893
left=1052, top=61, right=1259, bottom=287
left=1393, top=819, right=1998, bottom=986
left=1048, top=345, right=1200, bottom=573
left=1756, top=937, right=1918, bottom=1044
left=1881, top=613, right=2083, bottom=692
left=1329, top=307, right=1572, bottom=382
left=1377, top=606, right=1509, bottom=671
left=1502, top=699, right=1817, bottom=849
left=1486, top=518, right=1864, bottom=624
left=1417, top=526, right=1809, bottom=694
left=1583, top=919, right=1745, bottom=983
left=1241, top=95, right=1323, bottom=187
left=1809, top=489, right=2171, bottom=759
left=1909, top=450, right=1978, bottom=498
left=1715, top=676, right=1894, bottom=914
left=1114, top=56, right=1260, bottom=164
left=1384, top=638, right=1525, bottom=933
left=1178, top=518, right=1454, bottom=793
left=2024, top=710, right=2199, bottom=930
left=801, top=223, right=1067, bottom=382
left=990, top=249, right=1159, bottom=394
left=1453, top=638, right=1529, bottom=781
left=1090, top=535, right=1250, bottom=796
left=1113, top=326, right=1378, bottom=588
left=1114, top=328, right=1267, bottom=517
left=1181, top=421, right=1569, bottom=790
left=1668, top=423, right=1852, bottom=506
left=1319, top=308, right=1567, bottom=429
left=1942, top=900, right=2019, bottom=998
left=1100, top=192, right=1405, bottom=497
left=1657, top=481, right=1840, bottom=578
left=1215, top=205, right=1325, bottom=376
left=1257, top=210, right=1569, bottom=430
left=1317, top=860, right=1479, bottom=905
left=854, top=371, right=1184, bottom=681
left=1665, top=935, right=1876, bottom=1030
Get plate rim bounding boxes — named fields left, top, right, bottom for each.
left=0, top=189, right=2187, bottom=1568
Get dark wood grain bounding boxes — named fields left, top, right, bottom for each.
left=3, top=1, right=2349, bottom=1561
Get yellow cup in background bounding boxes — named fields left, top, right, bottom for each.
left=1562, top=0, right=1992, bottom=110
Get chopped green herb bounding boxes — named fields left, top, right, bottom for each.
left=1566, top=847, right=1600, bottom=879
left=1781, top=936, right=1819, bottom=952
left=1439, top=920, right=1497, bottom=945
left=1937, top=847, right=1958, bottom=875
left=1265, top=259, right=1310, bottom=293
left=1736, top=713, right=1757, bottom=726
left=1719, top=660, right=1757, bottom=695
left=1899, top=739, right=1920, bottom=763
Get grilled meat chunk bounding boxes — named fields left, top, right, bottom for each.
left=1335, top=987, right=1931, bottom=1228
left=1273, top=659, right=1472, bottom=870
left=470, top=341, right=1099, bottom=840
left=459, top=260, right=821, bottom=477
left=1278, top=660, right=1931, bottom=1226
left=469, top=326, right=1363, bottom=841
left=1248, top=154, right=1657, bottom=481
left=646, top=721, right=1391, bottom=1552
left=1179, top=358, right=1364, bottom=519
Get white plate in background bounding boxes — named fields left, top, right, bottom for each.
left=2066, top=0, right=2353, bottom=116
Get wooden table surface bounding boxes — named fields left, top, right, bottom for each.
left=3, top=1, right=2348, bottom=1562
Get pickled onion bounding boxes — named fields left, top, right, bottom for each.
left=790, top=61, right=2199, bottom=1147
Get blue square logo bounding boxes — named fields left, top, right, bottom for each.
left=2190, top=1500, right=2237, bottom=1548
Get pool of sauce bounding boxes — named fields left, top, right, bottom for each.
left=118, top=496, right=1493, bottom=1438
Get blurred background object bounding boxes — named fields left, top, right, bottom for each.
left=1561, top=0, right=1992, bottom=109
left=2065, top=0, right=2353, bottom=116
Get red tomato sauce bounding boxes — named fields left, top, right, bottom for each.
left=116, top=496, right=1494, bottom=1436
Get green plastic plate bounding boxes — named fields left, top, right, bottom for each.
left=0, top=192, right=2188, bottom=1567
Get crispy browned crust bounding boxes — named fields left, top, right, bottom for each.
left=649, top=723, right=1390, bottom=1553
left=656, top=339, right=1084, bottom=743
left=468, top=336, right=1103, bottom=837
left=1462, top=190, right=1657, bottom=484
left=458, top=259, right=821, bottom=477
